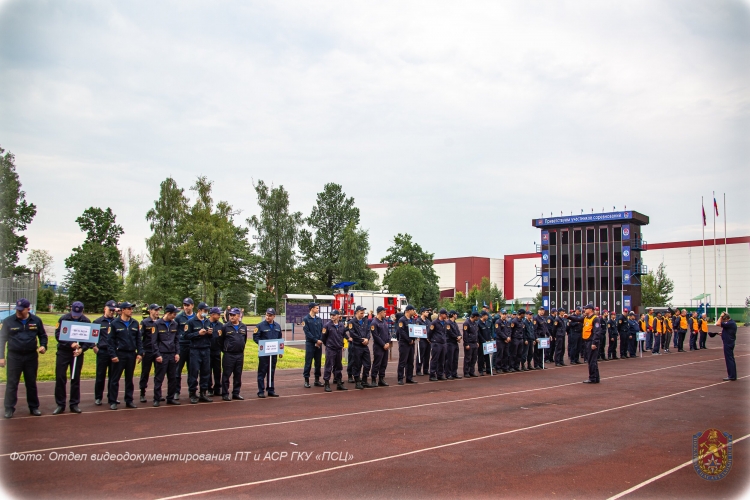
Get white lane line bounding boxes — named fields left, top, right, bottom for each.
left=1, top=355, right=737, bottom=456
left=157, top=376, right=749, bottom=499
left=606, top=433, right=750, bottom=500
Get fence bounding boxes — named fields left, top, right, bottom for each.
left=0, top=273, right=39, bottom=321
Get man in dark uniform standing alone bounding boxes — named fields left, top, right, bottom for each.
left=174, top=298, right=195, bottom=400
left=139, top=304, right=161, bottom=403
left=415, top=307, right=431, bottom=376
left=254, top=308, right=283, bottom=397
left=582, top=304, right=602, bottom=384
left=369, top=306, right=392, bottom=387
left=108, top=302, right=143, bottom=409
left=346, top=306, right=372, bottom=390
left=152, top=304, right=180, bottom=406
left=714, top=312, right=737, bottom=381
left=428, top=309, right=448, bottom=381
left=53, top=301, right=92, bottom=415
left=1, top=298, right=46, bottom=418
left=462, top=312, right=479, bottom=377
left=302, top=302, right=323, bottom=388
left=395, top=305, right=418, bottom=385
left=92, top=300, right=117, bottom=405
left=321, top=309, right=348, bottom=392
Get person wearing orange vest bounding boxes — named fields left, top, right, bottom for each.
left=581, top=304, right=603, bottom=384
left=688, top=312, right=700, bottom=351
left=676, top=309, right=689, bottom=352
left=645, top=308, right=655, bottom=351
left=651, top=311, right=663, bottom=355
left=699, top=313, right=709, bottom=349
left=662, top=311, right=673, bottom=353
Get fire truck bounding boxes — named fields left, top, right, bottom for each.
left=332, top=282, right=408, bottom=318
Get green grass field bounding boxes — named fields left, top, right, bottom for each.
left=1, top=312, right=311, bottom=382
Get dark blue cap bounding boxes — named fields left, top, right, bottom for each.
left=164, top=304, right=178, bottom=313
left=480, top=311, right=489, bottom=317
left=209, top=307, right=222, bottom=315
left=438, top=308, right=448, bottom=315
left=471, top=311, right=480, bottom=317
left=419, top=307, right=428, bottom=313
left=331, top=309, right=341, bottom=316
left=105, top=300, right=117, bottom=309
left=355, top=305, right=366, bottom=312
left=376, top=306, right=386, bottom=313
left=230, top=307, right=241, bottom=315
left=448, top=310, right=457, bottom=316
left=197, top=302, right=209, bottom=310
left=500, top=309, right=507, bottom=313
left=584, top=303, right=595, bottom=310
left=517, top=309, right=526, bottom=315
left=550, top=308, right=557, bottom=313
left=148, top=303, right=162, bottom=311
left=308, top=302, right=319, bottom=309
left=119, top=301, right=135, bottom=309
left=404, top=305, right=416, bottom=312
left=71, top=301, right=84, bottom=318
left=15, top=298, right=30, bottom=311
left=266, top=308, right=276, bottom=315
left=183, top=297, right=194, bottom=305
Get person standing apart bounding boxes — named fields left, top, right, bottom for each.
left=714, top=312, right=737, bottom=381
left=582, top=304, right=602, bottom=384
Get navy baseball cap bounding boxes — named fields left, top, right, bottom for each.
left=584, top=303, right=595, bottom=311
left=183, top=298, right=194, bottom=305
left=355, top=305, right=366, bottom=312
left=331, top=309, right=341, bottom=316
left=308, top=302, right=319, bottom=309
left=164, top=304, right=178, bottom=313
left=265, top=308, right=276, bottom=315
left=71, top=301, right=84, bottom=318
left=148, top=303, right=162, bottom=311
left=550, top=308, right=557, bottom=313
left=500, top=309, right=507, bottom=313
left=438, top=308, right=448, bottom=315
left=209, top=307, right=222, bottom=315
left=197, top=302, right=209, bottom=310
left=517, top=309, right=526, bottom=315
left=404, top=305, right=416, bottom=312
left=471, top=311, right=480, bottom=317
left=230, top=307, right=241, bottom=315
left=376, top=306, right=386, bottom=313
left=119, top=301, right=135, bottom=309
left=15, top=298, right=30, bottom=311
left=105, top=300, right=117, bottom=309
left=480, top=311, right=489, bottom=317
left=448, top=310, right=457, bottom=316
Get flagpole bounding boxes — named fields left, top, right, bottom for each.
left=724, top=193, right=728, bottom=313
left=713, top=191, right=717, bottom=320
left=702, top=197, right=706, bottom=316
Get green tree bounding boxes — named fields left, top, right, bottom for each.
left=64, top=207, right=123, bottom=312
left=380, top=233, right=439, bottom=308
left=27, top=249, right=54, bottom=285
left=385, top=264, right=424, bottom=305
left=641, top=262, right=674, bottom=307
left=339, top=221, right=378, bottom=290
left=52, top=289, right=69, bottom=313
left=123, top=249, right=149, bottom=304
left=247, top=180, right=302, bottom=312
left=533, top=290, right=543, bottom=311
left=298, top=183, right=361, bottom=291
left=36, top=287, right=55, bottom=312
left=0, top=146, right=37, bottom=277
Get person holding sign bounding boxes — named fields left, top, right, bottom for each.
left=219, top=308, right=248, bottom=400
left=582, top=304, right=603, bottom=384
left=53, top=301, right=91, bottom=415
left=254, top=308, right=283, bottom=398
left=369, top=306, right=391, bottom=387
left=428, top=309, right=449, bottom=381
left=321, top=309, right=348, bottom=392
left=346, top=305, right=372, bottom=390
left=477, top=311, right=492, bottom=375
left=185, top=302, right=213, bottom=404
left=1, top=298, right=47, bottom=418
left=532, top=308, right=548, bottom=369
left=395, top=305, right=418, bottom=385
left=415, top=308, right=432, bottom=377
left=152, top=304, right=181, bottom=406
left=108, top=302, right=143, bottom=409
left=462, top=312, right=480, bottom=377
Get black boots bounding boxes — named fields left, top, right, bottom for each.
left=324, top=381, right=332, bottom=392
left=378, top=377, right=389, bottom=387
left=354, top=377, right=364, bottom=390
left=140, top=389, right=147, bottom=403
left=304, top=377, right=311, bottom=388
left=314, top=377, right=324, bottom=387
left=348, top=375, right=354, bottom=383
left=336, top=380, right=348, bottom=391
left=189, top=392, right=199, bottom=404
left=199, top=390, right=213, bottom=403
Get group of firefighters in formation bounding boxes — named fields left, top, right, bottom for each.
left=0, top=295, right=730, bottom=418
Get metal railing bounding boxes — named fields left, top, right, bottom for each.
left=0, top=273, right=39, bottom=319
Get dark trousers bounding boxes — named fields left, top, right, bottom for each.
left=371, top=345, right=388, bottom=379
left=510, top=339, right=523, bottom=369
left=94, top=350, right=112, bottom=401
left=598, top=334, right=607, bottom=360
left=463, top=344, right=478, bottom=376
left=545, top=337, right=554, bottom=362
left=176, top=345, right=190, bottom=394
left=689, top=331, right=698, bottom=350
left=257, top=355, right=278, bottom=394
left=188, top=347, right=211, bottom=393
left=554, top=335, right=566, bottom=364
left=663, top=332, right=672, bottom=351
left=478, top=342, right=489, bottom=373
left=138, top=352, right=154, bottom=392
left=619, top=333, right=630, bottom=357
left=109, top=351, right=136, bottom=405
left=724, top=341, right=737, bottom=379
left=221, top=352, right=243, bottom=396
left=303, top=342, right=322, bottom=379
left=209, top=350, right=222, bottom=391
left=645, top=332, right=653, bottom=351
left=323, top=347, right=343, bottom=382
left=397, top=341, right=415, bottom=382
left=349, top=345, right=371, bottom=380
left=4, top=351, right=39, bottom=411
left=674, top=329, right=679, bottom=347
left=699, top=332, right=707, bottom=349
left=55, top=350, right=84, bottom=407
left=568, top=334, right=581, bottom=362
left=429, top=343, right=446, bottom=377
left=495, top=340, right=509, bottom=371
left=608, top=334, right=618, bottom=358
left=586, top=341, right=600, bottom=382
left=446, top=343, right=459, bottom=377
left=628, top=334, right=637, bottom=356
left=346, top=342, right=354, bottom=376
left=677, top=330, right=686, bottom=351
left=522, top=342, right=531, bottom=367
left=416, top=339, right=431, bottom=374
left=533, top=342, right=544, bottom=367
left=153, top=353, right=178, bottom=402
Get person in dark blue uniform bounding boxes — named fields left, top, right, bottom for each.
left=477, top=311, right=492, bottom=375
left=493, top=310, right=511, bottom=373
left=369, top=306, right=392, bottom=387
left=207, top=307, right=224, bottom=396
left=302, top=302, right=324, bottom=388
left=107, top=302, right=143, bottom=409
left=152, top=304, right=180, bottom=406
left=346, top=306, right=372, bottom=390
left=254, top=308, right=283, bottom=397
left=185, top=302, right=213, bottom=404
left=606, top=311, right=618, bottom=359
left=509, top=310, right=524, bottom=372
left=522, top=310, right=536, bottom=370
left=395, top=305, right=418, bottom=385
left=219, top=308, right=247, bottom=400
left=92, top=300, right=117, bottom=406
left=428, top=309, right=448, bottom=381
left=415, top=308, right=431, bottom=376
left=714, top=312, right=737, bottom=381
left=322, top=309, right=348, bottom=391
left=567, top=308, right=583, bottom=364
left=53, top=301, right=92, bottom=415
left=582, top=304, right=602, bottom=384
left=445, top=311, right=462, bottom=379
left=627, top=312, right=639, bottom=357
left=138, top=304, right=161, bottom=403
left=174, top=297, right=195, bottom=400
left=548, top=309, right=563, bottom=366
left=617, top=309, right=630, bottom=359
left=532, top=308, right=548, bottom=369
left=462, top=312, right=479, bottom=377
left=1, top=298, right=47, bottom=418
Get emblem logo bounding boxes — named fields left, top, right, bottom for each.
left=62, top=327, right=68, bottom=334
left=693, top=429, right=732, bottom=480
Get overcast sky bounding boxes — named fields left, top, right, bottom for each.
left=1, top=1, right=748, bottom=283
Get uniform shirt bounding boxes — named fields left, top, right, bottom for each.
left=208, top=320, right=224, bottom=352
left=446, top=319, right=461, bottom=344
left=370, top=317, right=391, bottom=349
left=510, top=318, right=525, bottom=340
left=533, top=315, right=548, bottom=338
left=0, top=312, right=46, bottom=359
left=219, top=322, right=248, bottom=353
left=140, top=317, right=158, bottom=354
left=253, top=320, right=282, bottom=343
left=322, top=320, right=347, bottom=350
left=462, top=319, right=479, bottom=344
left=153, top=318, right=179, bottom=357
left=494, top=318, right=510, bottom=341
left=185, top=316, right=211, bottom=349
left=427, top=319, right=447, bottom=344
left=55, top=313, right=93, bottom=353
left=720, top=319, right=737, bottom=344
left=175, top=311, right=195, bottom=347
left=567, top=315, right=584, bottom=335
left=303, top=314, right=323, bottom=344
left=395, top=316, right=413, bottom=345
left=523, top=318, right=536, bottom=342
left=582, top=315, right=603, bottom=346
left=107, top=317, right=144, bottom=358
left=346, top=317, right=370, bottom=347
left=477, top=320, right=492, bottom=343
left=92, top=314, right=115, bottom=351
left=617, top=315, right=629, bottom=335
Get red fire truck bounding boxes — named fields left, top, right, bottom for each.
left=332, top=282, right=408, bottom=318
